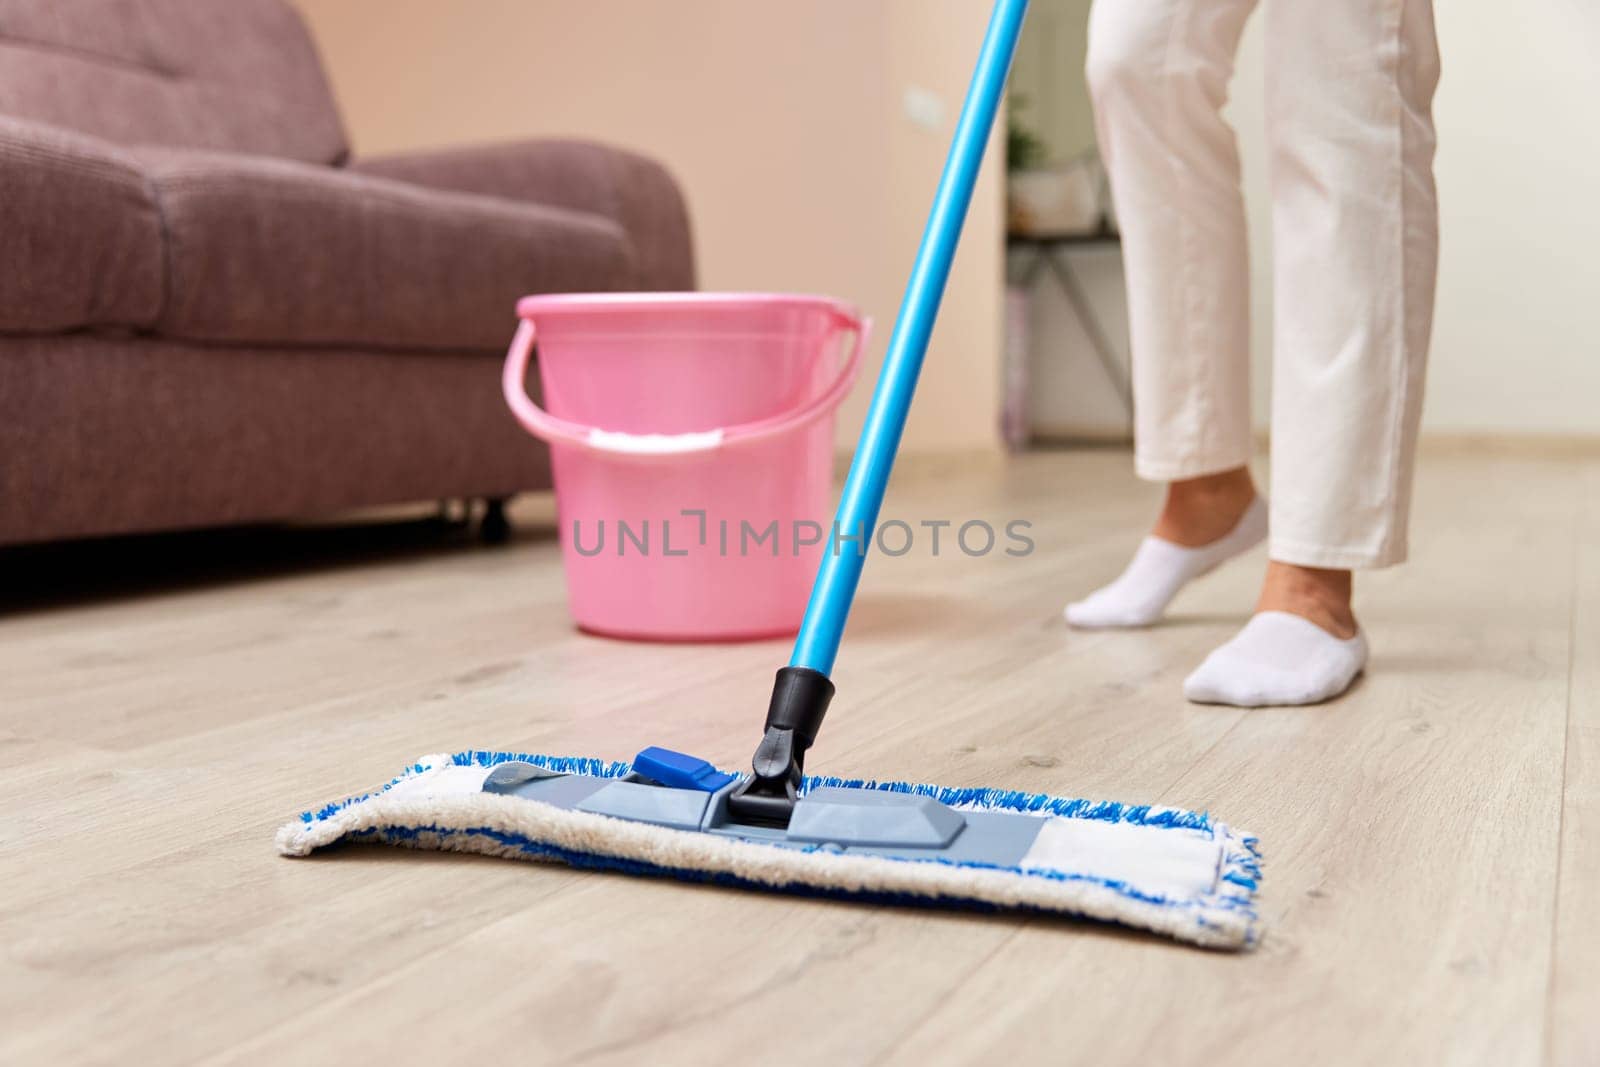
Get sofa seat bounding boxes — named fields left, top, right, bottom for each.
left=0, top=116, right=165, bottom=333
left=139, top=147, right=636, bottom=351
left=0, top=116, right=661, bottom=353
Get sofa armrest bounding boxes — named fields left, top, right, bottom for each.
left=351, top=139, right=694, bottom=291
left=0, top=116, right=164, bottom=333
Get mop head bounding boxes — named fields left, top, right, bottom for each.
left=277, top=751, right=1262, bottom=950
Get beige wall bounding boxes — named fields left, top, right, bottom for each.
left=292, top=0, right=1005, bottom=455
left=1008, top=0, right=1096, bottom=164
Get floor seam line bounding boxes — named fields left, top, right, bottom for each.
left=1539, top=488, right=1583, bottom=1067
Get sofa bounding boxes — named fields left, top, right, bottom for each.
left=0, top=0, right=694, bottom=546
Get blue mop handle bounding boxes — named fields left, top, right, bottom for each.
left=790, top=0, right=1031, bottom=676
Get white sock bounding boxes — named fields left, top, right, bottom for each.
left=1183, top=611, right=1368, bottom=707
left=1064, top=496, right=1268, bottom=629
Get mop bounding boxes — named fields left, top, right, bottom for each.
left=278, top=0, right=1263, bottom=950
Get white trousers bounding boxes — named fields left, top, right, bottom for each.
left=1087, top=0, right=1440, bottom=568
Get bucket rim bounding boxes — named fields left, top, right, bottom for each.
left=517, top=291, right=861, bottom=324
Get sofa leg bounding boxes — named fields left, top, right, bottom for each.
left=437, top=498, right=470, bottom=526
left=480, top=497, right=512, bottom=544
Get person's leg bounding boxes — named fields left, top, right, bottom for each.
left=1185, top=0, right=1440, bottom=706
left=1066, top=0, right=1264, bottom=629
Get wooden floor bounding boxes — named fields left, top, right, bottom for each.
left=1, top=448, right=1595, bottom=1066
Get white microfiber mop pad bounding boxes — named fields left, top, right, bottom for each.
left=1184, top=611, right=1368, bottom=707
left=278, top=752, right=1263, bottom=950
left=1065, top=496, right=1268, bottom=629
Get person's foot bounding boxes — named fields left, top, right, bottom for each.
left=1065, top=468, right=1265, bottom=629
left=1151, top=466, right=1259, bottom=548
left=1183, top=563, right=1366, bottom=706
left=1253, top=560, right=1357, bottom=639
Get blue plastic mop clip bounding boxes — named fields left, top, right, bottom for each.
left=632, top=747, right=738, bottom=793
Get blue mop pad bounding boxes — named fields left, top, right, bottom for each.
left=277, top=751, right=1262, bottom=950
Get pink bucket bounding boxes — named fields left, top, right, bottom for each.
left=503, top=293, right=867, bottom=641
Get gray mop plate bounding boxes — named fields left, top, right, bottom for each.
left=481, top=761, right=1046, bottom=868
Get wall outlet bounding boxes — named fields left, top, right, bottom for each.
left=902, top=85, right=947, bottom=130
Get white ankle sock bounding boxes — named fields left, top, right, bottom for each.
left=1183, top=611, right=1367, bottom=707
left=1064, top=497, right=1268, bottom=629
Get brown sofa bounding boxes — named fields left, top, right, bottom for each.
left=0, top=0, right=694, bottom=546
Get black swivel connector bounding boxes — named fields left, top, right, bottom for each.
left=725, top=666, right=835, bottom=827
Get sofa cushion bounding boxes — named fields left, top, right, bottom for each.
left=353, top=140, right=695, bottom=291
left=0, top=116, right=163, bottom=333
left=0, top=0, right=347, bottom=164
left=140, top=148, right=636, bottom=352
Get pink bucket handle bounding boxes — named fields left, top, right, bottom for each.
left=502, top=305, right=869, bottom=458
